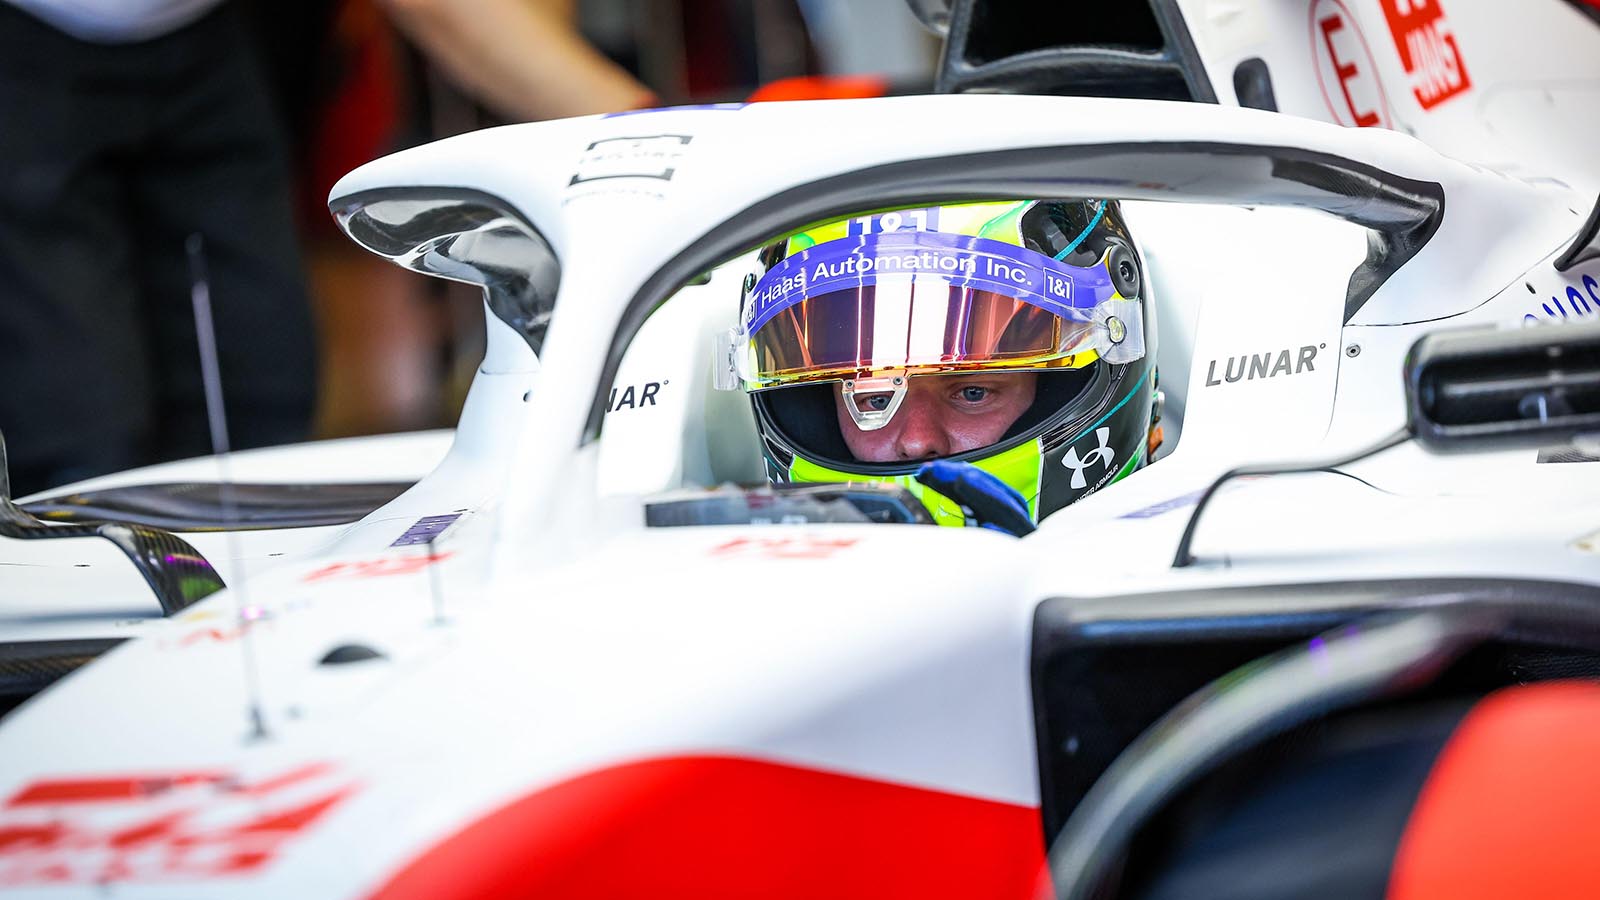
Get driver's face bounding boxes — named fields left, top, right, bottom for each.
left=835, top=373, right=1037, bottom=462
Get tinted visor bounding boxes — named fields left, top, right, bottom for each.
left=740, top=231, right=1117, bottom=387
left=753, top=282, right=1097, bottom=379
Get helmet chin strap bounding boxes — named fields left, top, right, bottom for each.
left=840, top=369, right=909, bottom=432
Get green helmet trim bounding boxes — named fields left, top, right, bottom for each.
left=1067, top=367, right=1150, bottom=446
left=974, top=203, right=1029, bottom=245
left=788, top=438, right=1043, bottom=527
left=1112, top=444, right=1144, bottom=484
left=778, top=201, right=1034, bottom=257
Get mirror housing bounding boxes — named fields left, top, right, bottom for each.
left=332, top=187, right=559, bottom=358
left=1405, top=322, right=1600, bottom=454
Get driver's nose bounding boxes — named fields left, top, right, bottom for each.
left=893, top=393, right=949, bottom=460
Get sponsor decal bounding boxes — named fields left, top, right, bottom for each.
left=164, top=604, right=273, bottom=650
left=745, top=231, right=1113, bottom=335
left=602, top=103, right=747, bottom=118
left=1577, top=529, right=1600, bottom=554
left=176, top=608, right=223, bottom=623
left=1377, top=0, right=1471, bottom=110
left=606, top=380, right=667, bottom=413
left=1062, top=427, right=1115, bottom=491
left=1523, top=274, right=1600, bottom=326
left=174, top=625, right=250, bottom=648
left=708, top=536, right=858, bottom=560
left=1118, top=478, right=1267, bottom=520
left=1204, top=344, right=1323, bottom=387
left=1119, top=488, right=1207, bottom=520
left=390, top=513, right=464, bottom=548
left=846, top=209, right=940, bottom=236
left=1311, top=0, right=1392, bottom=128
left=302, top=552, right=453, bottom=583
left=0, top=763, right=357, bottom=886
left=569, top=134, right=691, bottom=185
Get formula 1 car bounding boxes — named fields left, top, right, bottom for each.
left=2, top=1, right=1600, bottom=897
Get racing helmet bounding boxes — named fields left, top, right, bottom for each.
left=724, top=199, right=1161, bottom=526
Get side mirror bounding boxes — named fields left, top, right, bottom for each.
left=331, top=188, right=559, bottom=357
left=1405, top=321, right=1600, bottom=454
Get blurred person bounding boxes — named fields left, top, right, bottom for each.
left=377, top=0, right=655, bottom=120
left=0, top=0, right=317, bottom=495
left=245, top=0, right=437, bottom=439
left=793, top=0, right=936, bottom=82
left=292, top=0, right=656, bottom=440
left=0, top=0, right=658, bottom=499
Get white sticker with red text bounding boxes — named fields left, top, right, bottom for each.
left=1311, top=0, right=1392, bottom=128
left=0, top=763, right=357, bottom=886
left=1377, top=0, right=1471, bottom=110
left=708, top=536, right=859, bottom=561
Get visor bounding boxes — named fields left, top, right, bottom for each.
left=732, top=230, right=1143, bottom=392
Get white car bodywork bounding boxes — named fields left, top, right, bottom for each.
left=1, top=1, right=1598, bottom=896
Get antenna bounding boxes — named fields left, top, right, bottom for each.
left=187, top=234, right=270, bottom=742
left=1170, top=427, right=1411, bottom=568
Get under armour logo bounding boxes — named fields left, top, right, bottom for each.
left=1062, top=427, right=1115, bottom=489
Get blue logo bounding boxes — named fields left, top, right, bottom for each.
left=1525, top=273, right=1600, bottom=325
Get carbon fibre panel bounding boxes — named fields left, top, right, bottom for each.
left=0, top=432, right=225, bottom=615
left=22, top=481, right=412, bottom=531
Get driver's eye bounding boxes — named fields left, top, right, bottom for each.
left=959, top=386, right=990, bottom=403
left=858, top=394, right=892, bottom=412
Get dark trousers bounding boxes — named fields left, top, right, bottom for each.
left=0, top=1, right=316, bottom=496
